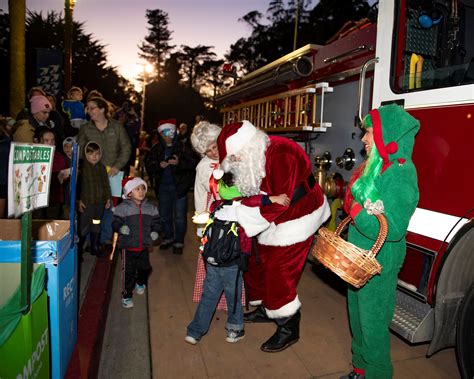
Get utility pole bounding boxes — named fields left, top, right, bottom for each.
left=141, top=63, right=154, bottom=133
left=293, top=0, right=300, bottom=51
left=9, top=0, right=26, bottom=117
left=64, top=0, right=76, bottom=92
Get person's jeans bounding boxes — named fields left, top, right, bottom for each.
left=100, top=206, right=113, bottom=243
left=187, top=263, right=243, bottom=340
left=158, top=182, right=187, bottom=245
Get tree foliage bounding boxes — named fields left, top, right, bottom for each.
left=0, top=9, right=135, bottom=115
left=307, top=0, right=371, bottom=45
left=138, top=9, right=175, bottom=80
left=178, top=44, right=216, bottom=89
left=226, top=0, right=371, bottom=74
left=139, top=1, right=372, bottom=118
left=139, top=10, right=223, bottom=119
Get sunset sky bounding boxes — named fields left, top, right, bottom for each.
left=0, top=0, right=275, bottom=86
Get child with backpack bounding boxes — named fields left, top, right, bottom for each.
left=185, top=173, right=289, bottom=345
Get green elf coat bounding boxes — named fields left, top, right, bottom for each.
left=346, top=104, right=420, bottom=378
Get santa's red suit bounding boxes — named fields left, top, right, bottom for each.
left=215, top=121, right=330, bottom=352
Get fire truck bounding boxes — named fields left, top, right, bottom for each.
left=216, top=1, right=474, bottom=377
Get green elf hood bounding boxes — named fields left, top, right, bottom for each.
left=363, top=104, right=420, bottom=169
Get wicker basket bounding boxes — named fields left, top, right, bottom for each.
left=312, top=214, right=388, bottom=288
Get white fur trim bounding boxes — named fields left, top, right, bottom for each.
left=226, top=120, right=257, bottom=156
left=257, top=196, right=331, bottom=246
left=235, top=205, right=270, bottom=237
left=249, top=300, right=262, bottom=306
left=122, top=177, right=147, bottom=199
left=213, top=168, right=224, bottom=179
left=265, top=295, right=301, bottom=318
left=157, top=123, right=176, bottom=133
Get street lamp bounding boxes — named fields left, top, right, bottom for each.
left=64, top=0, right=76, bottom=92
left=140, top=63, right=154, bottom=132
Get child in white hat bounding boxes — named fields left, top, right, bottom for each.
left=112, top=177, right=160, bottom=308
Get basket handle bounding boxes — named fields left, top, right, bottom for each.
left=335, top=214, right=388, bottom=259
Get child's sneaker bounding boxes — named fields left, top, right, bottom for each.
left=135, top=284, right=146, bottom=295
left=122, top=298, right=134, bottom=308
left=225, top=329, right=245, bottom=343
left=184, top=335, right=198, bottom=345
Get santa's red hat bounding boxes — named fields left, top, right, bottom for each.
left=157, top=119, right=177, bottom=133
left=216, top=120, right=257, bottom=164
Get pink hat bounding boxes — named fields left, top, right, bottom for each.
left=30, top=95, right=52, bottom=114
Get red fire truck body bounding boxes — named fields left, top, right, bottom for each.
left=217, top=1, right=474, bottom=376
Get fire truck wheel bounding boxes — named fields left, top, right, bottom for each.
left=456, top=284, right=474, bottom=379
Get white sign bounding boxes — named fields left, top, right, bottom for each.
left=8, top=143, right=55, bottom=218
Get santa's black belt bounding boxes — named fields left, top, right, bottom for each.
left=291, top=173, right=317, bottom=205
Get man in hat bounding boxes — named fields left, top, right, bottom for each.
left=214, top=120, right=330, bottom=352
left=145, top=119, right=198, bottom=254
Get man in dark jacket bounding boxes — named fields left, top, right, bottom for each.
left=145, top=119, right=198, bottom=254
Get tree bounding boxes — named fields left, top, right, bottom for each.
left=178, top=44, right=216, bottom=89
left=0, top=10, right=10, bottom=115
left=0, top=10, right=136, bottom=113
left=226, top=0, right=370, bottom=74
left=138, top=9, right=175, bottom=80
left=199, top=58, right=225, bottom=109
left=308, top=0, right=370, bottom=45
left=226, top=1, right=312, bottom=73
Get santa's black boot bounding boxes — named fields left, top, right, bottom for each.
left=260, top=310, right=300, bottom=353
left=244, top=305, right=273, bottom=323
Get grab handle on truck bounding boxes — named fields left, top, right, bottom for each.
left=358, top=57, right=379, bottom=123
left=323, top=44, right=373, bottom=64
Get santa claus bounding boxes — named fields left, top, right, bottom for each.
left=214, top=120, right=330, bottom=352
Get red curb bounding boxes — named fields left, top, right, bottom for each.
left=66, top=251, right=117, bottom=378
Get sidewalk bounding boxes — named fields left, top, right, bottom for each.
left=98, top=249, right=151, bottom=378
left=145, top=224, right=460, bottom=378
left=96, top=199, right=460, bottom=378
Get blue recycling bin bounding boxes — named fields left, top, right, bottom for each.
left=0, top=220, right=78, bottom=379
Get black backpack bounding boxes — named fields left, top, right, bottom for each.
left=201, top=212, right=249, bottom=313
left=202, top=218, right=242, bottom=267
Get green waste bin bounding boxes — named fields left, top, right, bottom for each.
left=0, top=220, right=77, bottom=379
left=0, top=265, right=50, bottom=379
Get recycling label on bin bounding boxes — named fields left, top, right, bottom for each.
left=8, top=143, right=54, bottom=218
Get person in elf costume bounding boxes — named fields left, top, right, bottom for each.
left=340, top=104, right=420, bottom=379
left=213, top=120, right=330, bottom=352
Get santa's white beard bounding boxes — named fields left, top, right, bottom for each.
left=221, top=131, right=269, bottom=196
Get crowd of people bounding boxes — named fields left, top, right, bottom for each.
left=0, top=86, right=141, bottom=220
left=1, top=84, right=419, bottom=379
left=1, top=85, right=202, bottom=309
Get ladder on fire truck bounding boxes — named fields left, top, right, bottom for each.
left=220, top=82, right=334, bottom=133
